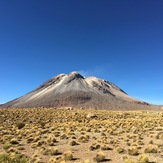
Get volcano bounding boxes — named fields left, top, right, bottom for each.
left=1, top=72, right=159, bottom=110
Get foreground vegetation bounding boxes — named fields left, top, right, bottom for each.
left=0, top=108, right=163, bottom=163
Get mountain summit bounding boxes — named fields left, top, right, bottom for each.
left=1, top=72, right=159, bottom=110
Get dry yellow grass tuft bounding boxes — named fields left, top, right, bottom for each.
left=93, top=151, right=106, bottom=162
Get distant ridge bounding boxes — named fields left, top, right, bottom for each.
left=1, top=72, right=160, bottom=110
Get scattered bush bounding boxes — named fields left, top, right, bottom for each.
left=116, top=146, right=124, bottom=153
left=138, top=154, right=149, bottom=163
left=144, top=145, right=158, bottom=153
left=69, top=140, right=79, bottom=146
left=93, top=151, right=106, bottom=162
left=10, top=138, right=19, bottom=145
left=3, top=143, right=12, bottom=150
left=128, top=146, right=139, bottom=155
left=16, top=122, right=25, bottom=129
left=63, top=151, right=73, bottom=161
left=0, top=153, right=28, bottom=163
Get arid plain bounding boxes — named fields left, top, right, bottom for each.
left=0, top=108, right=163, bottom=163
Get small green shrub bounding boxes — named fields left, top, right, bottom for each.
left=0, top=153, right=28, bottom=163
left=0, top=154, right=9, bottom=162
left=3, top=143, right=12, bottom=150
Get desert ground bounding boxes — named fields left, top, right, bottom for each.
left=0, top=108, right=163, bottom=163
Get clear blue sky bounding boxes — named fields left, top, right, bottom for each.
left=0, top=0, right=163, bottom=105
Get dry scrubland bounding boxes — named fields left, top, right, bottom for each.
left=0, top=108, right=163, bottom=163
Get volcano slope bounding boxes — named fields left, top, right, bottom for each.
left=1, top=72, right=159, bottom=110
